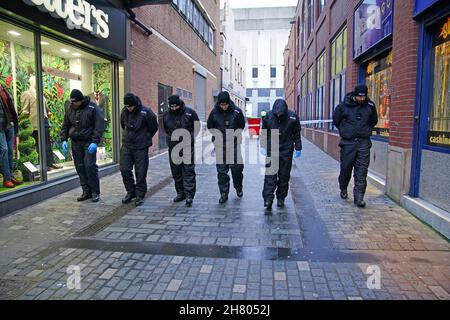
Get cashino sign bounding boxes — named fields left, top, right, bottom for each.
left=22, top=0, right=110, bottom=39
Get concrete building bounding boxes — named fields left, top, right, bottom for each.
left=233, top=6, right=296, bottom=117
left=220, top=1, right=247, bottom=111
left=287, top=0, right=450, bottom=238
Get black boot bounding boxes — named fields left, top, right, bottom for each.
left=340, top=190, right=348, bottom=199
left=77, top=192, right=92, bottom=202
left=219, top=193, right=228, bottom=204
left=354, top=199, right=366, bottom=208
left=277, top=199, right=285, bottom=208
left=264, top=200, right=273, bottom=210
left=91, top=193, right=100, bottom=203
left=236, top=188, right=243, bottom=198
left=173, top=193, right=186, bottom=203
left=122, top=192, right=136, bottom=204
left=135, top=197, right=144, bottom=207
left=186, top=197, right=193, bottom=207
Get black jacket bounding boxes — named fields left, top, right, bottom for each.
left=60, top=96, right=104, bottom=143
left=163, top=103, right=200, bottom=148
left=333, top=93, right=378, bottom=140
left=207, top=101, right=245, bottom=149
left=261, top=99, right=302, bottom=157
left=120, top=98, right=158, bottom=150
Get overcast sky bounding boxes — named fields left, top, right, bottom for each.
left=220, top=0, right=298, bottom=9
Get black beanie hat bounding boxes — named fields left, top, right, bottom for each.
left=354, top=84, right=368, bottom=97
left=168, top=95, right=182, bottom=106
left=218, top=91, right=231, bottom=104
left=124, top=93, right=139, bottom=106
left=70, top=89, right=84, bottom=102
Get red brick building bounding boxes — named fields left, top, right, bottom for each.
left=287, top=0, right=450, bottom=238
left=284, top=23, right=297, bottom=112
left=128, top=0, right=220, bottom=154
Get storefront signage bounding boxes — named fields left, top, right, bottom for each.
left=427, top=131, right=450, bottom=148
left=440, top=17, right=450, bottom=40
left=354, top=0, right=394, bottom=59
left=22, top=0, right=110, bottom=39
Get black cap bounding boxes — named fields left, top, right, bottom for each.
left=124, top=92, right=139, bottom=107
left=70, top=89, right=84, bottom=102
left=168, top=95, right=182, bottom=106
left=354, top=84, right=368, bottom=97
left=218, top=91, right=231, bottom=104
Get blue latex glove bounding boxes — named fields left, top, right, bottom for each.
left=62, top=141, right=68, bottom=155
left=294, top=150, right=302, bottom=158
left=260, top=148, right=267, bottom=156
left=88, top=143, right=97, bottom=154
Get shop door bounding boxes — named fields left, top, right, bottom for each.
left=411, top=16, right=450, bottom=213
left=158, top=83, right=172, bottom=149
left=195, top=73, right=206, bottom=121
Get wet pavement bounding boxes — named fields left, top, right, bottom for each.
left=0, top=135, right=449, bottom=300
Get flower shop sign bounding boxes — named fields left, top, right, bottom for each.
left=22, top=0, right=110, bottom=39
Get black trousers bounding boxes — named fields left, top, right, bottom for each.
left=169, top=148, right=196, bottom=199
left=216, top=163, right=244, bottom=195
left=338, top=138, right=372, bottom=201
left=72, top=141, right=100, bottom=195
left=120, top=146, right=149, bottom=198
left=263, top=155, right=293, bottom=202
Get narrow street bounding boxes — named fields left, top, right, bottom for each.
left=0, top=135, right=449, bottom=300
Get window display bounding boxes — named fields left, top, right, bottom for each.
left=366, top=51, right=392, bottom=137
left=40, top=36, right=114, bottom=180
left=427, top=18, right=450, bottom=149
left=0, top=21, right=41, bottom=193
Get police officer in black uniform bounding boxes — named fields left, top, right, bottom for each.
left=261, top=99, right=302, bottom=210
left=120, top=93, right=158, bottom=206
left=163, top=95, right=200, bottom=207
left=333, top=84, right=378, bottom=207
left=61, top=89, right=105, bottom=202
left=207, top=91, right=246, bottom=204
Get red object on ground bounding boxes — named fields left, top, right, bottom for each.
left=247, top=117, right=261, bottom=137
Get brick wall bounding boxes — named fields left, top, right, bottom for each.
left=389, top=0, right=419, bottom=149
left=129, top=2, right=220, bottom=153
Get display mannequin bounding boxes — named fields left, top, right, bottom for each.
left=21, top=76, right=62, bottom=171
left=89, top=90, right=109, bottom=123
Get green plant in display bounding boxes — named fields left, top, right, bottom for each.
left=17, top=106, right=38, bottom=175
left=42, top=53, right=70, bottom=150
left=0, top=40, right=12, bottom=88
left=93, top=63, right=112, bottom=157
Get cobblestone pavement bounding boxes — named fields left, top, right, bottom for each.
left=0, top=135, right=449, bottom=300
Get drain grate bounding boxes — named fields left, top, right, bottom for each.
left=74, top=176, right=173, bottom=237
left=0, top=278, right=35, bottom=300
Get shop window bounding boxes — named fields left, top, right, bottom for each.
left=366, top=52, right=392, bottom=138
left=0, top=21, right=41, bottom=192
left=427, top=22, right=450, bottom=148
left=40, top=36, right=114, bottom=180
